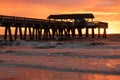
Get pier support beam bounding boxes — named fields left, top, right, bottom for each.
left=32, top=27, right=35, bottom=40
left=43, top=28, right=47, bottom=39
left=98, top=28, right=100, bottom=38
left=48, top=29, right=51, bottom=39
left=14, top=27, right=18, bottom=40
left=38, top=29, right=42, bottom=40
left=71, top=28, right=75, bottom=37
left=78, top=28, right=82, bottom=38
left=103, top=28, right=107, bottom=38
left=67, top=28, right=71, bottom=38
left=52, top=28, right=55, bottom=38
left=58, top=28, right=64, bottom=37
left=19, top=27, right=23, bottom=40
left=43, top=28, right=51, bottom=39
left=4, top=26, right=12, bottom=41
left=35, top=28, right=38, bottom=40
left=92, top=28, right=95, bottom=38
left=14, top=27, right=23, bottom=40
left=64, top=28, right=68, bottom=37
left=24, top=27, right=27, bottom=40
left=28, top=27, right=32, bottom=40
left=85, top=28, right=89, bottom=37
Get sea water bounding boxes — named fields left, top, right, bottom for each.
left=0, top=34, right=120, bottom=80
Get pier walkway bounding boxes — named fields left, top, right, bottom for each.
left=0, top=13, right=108, bottom=41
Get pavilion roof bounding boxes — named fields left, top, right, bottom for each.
left=47, top=13, right=95, bottom=19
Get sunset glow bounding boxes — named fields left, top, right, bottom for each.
left=0, top=0, right=120, bottom=34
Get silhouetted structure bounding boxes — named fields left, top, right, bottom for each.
left=48, top=13, right=108, bottom=38
left=0, top=13, right=108, bottom=41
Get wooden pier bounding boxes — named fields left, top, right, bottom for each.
left=0, top=13, right=108, bottom=41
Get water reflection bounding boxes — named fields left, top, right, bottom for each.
left=0, top=46, right=120, bottom=80
left=0, top=67, right=120, bottom=80
left=106, top=60, right=120, bottom=69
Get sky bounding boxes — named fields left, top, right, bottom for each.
left=0, top=0, right=120, bottom=34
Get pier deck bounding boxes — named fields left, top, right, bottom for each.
left=0, top=13, right=108, bottom=41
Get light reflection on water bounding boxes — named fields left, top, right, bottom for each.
left=0, top=46, right=120, bottom=80
left=21, top=69, right=120, bottom=80
left=0, top=67, right=120, bottom=80
left=0, top=55, right=119, bottom=72
left=106, top=60, right=120, bottom=69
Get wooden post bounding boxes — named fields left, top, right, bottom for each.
left=105, top=28, right=107, bottom=38
left=78, top=28, right=82, bottom=37
left=52, top=28, right=55, bottom=38
left=103, top=28, right=107, bottom=38
left=14, top=26, right=23, bottom=40
left=8, top=26, right=12, bottom=41
left=29, top=27, right=32, bottom=40
left=24, top=27, right=27, bottom=40
left=44, top=29, right=46, bottom=39
left=19, top=27, right=23, bottom=40
left=64, top=28, right=68, bottom=37
left=36, top=28, right=38, bottom=40
left=85, top=28, right=89, bottom=37
left=61, top=28, right=63, bottom=37
left=4, top=27, right=8, bottom=40
left=72, top=28, right=75, bottom=37
left=14, top=27, right=18, bottom=40
left=41, top=29, right=43, bottom=39
left=49, top=29, right=51, bottom=39
left=67, top=28, right=70, bottom=38
left=98, top=28, right=100, bottom=38
left=4, top=26, right=12, bottom=41
left=47, top=28, right=49, bottom=39
left=45, top=28, right=48, bottom=39
left=56, top=29, right=59, bottom=37
left=92, top=28, right=95, bottom=38
left=32, top=27, right=35, bottom=40
left=37, top=28, right=40, bottom=40
left=58, top=28, right=61, bottom=37
left=38, top=29, right=42, bottom=39
left=59, top=28, right=63, bottom=37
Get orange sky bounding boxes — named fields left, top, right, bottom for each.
left=0, top=0, right=120, bottom=34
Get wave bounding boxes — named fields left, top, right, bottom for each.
left=0, top=63, right=120, bottom=75
left=1, top=51, right=120, bottom=59
left=0, top=39, right=120, bottom=50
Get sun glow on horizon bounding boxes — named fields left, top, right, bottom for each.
left=0, top=0, right=120, bottom=34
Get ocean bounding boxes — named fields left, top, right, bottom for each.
left=0, top=34, right=120, bottom=80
